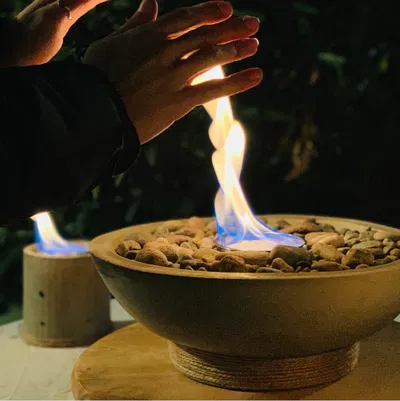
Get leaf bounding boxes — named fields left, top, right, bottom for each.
left=92, top=186, right=101, bottom=201
left=53, top=46, right=76, bottom=61
left=357, top=80, right=369, bottom=93
left=379, top=56, right=389, bottom=73
left=263, top=110, right=294, bottom=123
left=114, top=172, right=126, bottom=188
left=297, top=17, right=311, bottom=34
left=130, top=188, right=143, bottom=197
left=0, top=228, right=8, bottom=246
left=292, top=2, right=319, bottom=14
left=194, top=149, right=206, bottom=159
left=125, top=200, right=140, bottom=223
left=240, top=107, right=260, bottom=120
left=317, top=52, right=347, bottom=66
left=0, top=303, right=22, bottom=325
left=0, top=247, right=22, bottom=279
left=144, top=146, right=158, bottom=167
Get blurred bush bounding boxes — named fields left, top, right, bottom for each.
left=1, top=0, right=399, bottom=316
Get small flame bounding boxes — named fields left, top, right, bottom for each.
left=31, top=212, right=87, bottom=255
left=193, top=67, right=304, bottom=251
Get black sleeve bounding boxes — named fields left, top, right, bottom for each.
left=0, top=60, right=140, bottom=226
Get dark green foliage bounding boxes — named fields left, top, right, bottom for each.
left=1, top=0, right=399, bottom=316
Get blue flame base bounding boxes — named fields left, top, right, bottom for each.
left=34, top=225, right=88, bottom=256
left=215, top=214, right=305, bottom=251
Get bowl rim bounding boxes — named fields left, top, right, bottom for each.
left=89, top=214, right=400, bottom=280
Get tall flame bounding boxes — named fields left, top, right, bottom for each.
left=193, top=67, right=304, bottom=251
left=31, top=212, right=87, bottom=255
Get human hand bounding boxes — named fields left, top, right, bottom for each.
left=3, top=0, right=106, bottom=66
left=83, top=0, right=263, bottom=145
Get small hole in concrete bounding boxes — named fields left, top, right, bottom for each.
left=39, top=291, right=44, bottom=297
left=40, top=321, right=45, bottom=326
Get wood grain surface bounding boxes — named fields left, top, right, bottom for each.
left=72, top=322, right=400, bottom=400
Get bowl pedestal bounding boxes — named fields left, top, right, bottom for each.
left=169, top=342, right=359, bottom=391
left=71, top=322, right=400, bottom=400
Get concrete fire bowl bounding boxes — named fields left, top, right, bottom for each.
left=89, top=215, right=400, bottom=391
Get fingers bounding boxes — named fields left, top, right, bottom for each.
left=17, top=0, right=54, bottom=18
left=182, top=68, right=263, bottom=107
left=17, top=0, right=107, bottom=33
left=27, top=2, right=67, bottom=30
left=174, top=38, right=259, bottom=85
left=62, top=0, right=108, bottom=21
left=167, top=15, right=260, bottom=63
left=115, top=0, right=158, bottom=35
left=150, top=1, right=233, bottom=37
left=39, top=0, right=107, bottom=29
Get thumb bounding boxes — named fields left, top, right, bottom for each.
left=116, top=0, right=158, bottom=34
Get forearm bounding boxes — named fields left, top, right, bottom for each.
left=0, top=61, right=139, bottom=225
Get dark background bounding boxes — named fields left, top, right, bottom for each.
left=1, top=0, right=399, bottom=321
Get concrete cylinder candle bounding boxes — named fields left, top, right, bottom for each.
left=20, top=212, right=112, bottom=347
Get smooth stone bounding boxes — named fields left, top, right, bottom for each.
left=135, top=248, right=170, bottom=267
left=311, top=243, right=344, bottom=263
left=270, top=245, right=311, bottom=265
left=342, top=249, right=374, bottom=268
left=280, top=221, right=322, bottom=234
left=373, top=231, right=390, bottom=241
left=352, top=241, right=382, bottom=250
left=271, top=258, right=295, bottom=272
left=311, top=261, right=349, bottom=272
left=305, top=232, right=345, bottom=248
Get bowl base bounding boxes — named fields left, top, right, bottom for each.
left=169, top=342, right=360, bottom=391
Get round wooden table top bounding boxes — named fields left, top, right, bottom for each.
left=71, top=322, right=400, bottom=400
